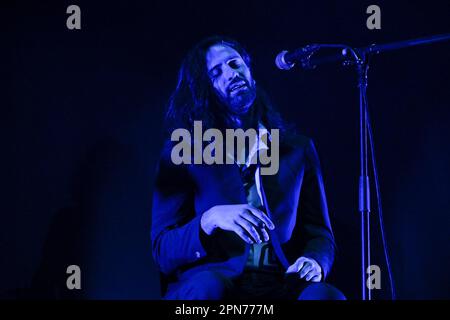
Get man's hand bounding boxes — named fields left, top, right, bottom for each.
left=201, top=204, right=275, bottom=244
left=285, top=256, right=322, bottom=282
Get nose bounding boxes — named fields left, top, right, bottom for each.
left=223, top=64, right=239, bottom=81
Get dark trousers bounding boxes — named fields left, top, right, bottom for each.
left=164, top=270, right=346, bottom=300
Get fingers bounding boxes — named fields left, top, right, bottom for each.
left=239, top=211, right=264, bottom=228
left=299, top=261, right=314, bottom=278
left=245, top=205, right=275, bottom=230
left=285, top=264, right=297, bottom=274
left=220, top=204, right=275, bottom=244
left=304, top=268, right=322, bottom=282
left=239, top=213, right=270, bottom=242
left=299, top=260, right=322, bottom=282
left=232, top=224, right=254, bottom=244
left=285, top=257, right=307, bottom=274
left=309, top=274, right=322, bottom=282
left=285, top=256, right=323, bottom=282
left=260, top=227, right=270, bottom=242
left=235, top=217, right=262, bottom=243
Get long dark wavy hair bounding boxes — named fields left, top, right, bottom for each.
left=164, top=35, right=290, bottom=136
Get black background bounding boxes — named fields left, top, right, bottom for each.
left=3, top=0, right=450, bottom=299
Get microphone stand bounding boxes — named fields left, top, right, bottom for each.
left=341, top=47, right=373, bottom=301
left=355, top=50, right=371, bottom=301
left=299, top=33, right=450, bottom=300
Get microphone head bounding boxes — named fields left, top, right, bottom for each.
left=275, top=50, right=295, bottom=70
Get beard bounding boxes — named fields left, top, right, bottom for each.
left=216, top=79, right=257, bottom=116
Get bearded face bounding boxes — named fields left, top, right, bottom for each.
left=206, top=44, right=256, bottom=116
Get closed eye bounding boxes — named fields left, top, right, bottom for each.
left=228, top=59, right=243, bottom=69
left=208, top=67, right=221, bottom=79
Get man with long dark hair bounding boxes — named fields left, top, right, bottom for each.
left=151, top=36, right=345, bottom=300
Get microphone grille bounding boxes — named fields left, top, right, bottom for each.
left=275, top=50, right=294, bottom=70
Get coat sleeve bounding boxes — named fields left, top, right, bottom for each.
left=150, top=144, right=212, bottom=276
left=297, top=139, right=336, bottom=279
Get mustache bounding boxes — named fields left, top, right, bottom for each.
left=227, top=77, right=251, bottom=93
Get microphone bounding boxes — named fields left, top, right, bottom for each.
left=275, top=44, right=320, bottom=70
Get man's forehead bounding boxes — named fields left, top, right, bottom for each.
left=206, top=44, right=242, bottom=71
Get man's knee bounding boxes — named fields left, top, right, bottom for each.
left=297, top=282, right=346, bottom=300
left=165, top=271, right=231, bottom=300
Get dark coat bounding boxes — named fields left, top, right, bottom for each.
left=151, top=133, right=336, bottom=291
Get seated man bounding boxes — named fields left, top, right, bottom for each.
left=151, top=36, right=345, bottom=300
